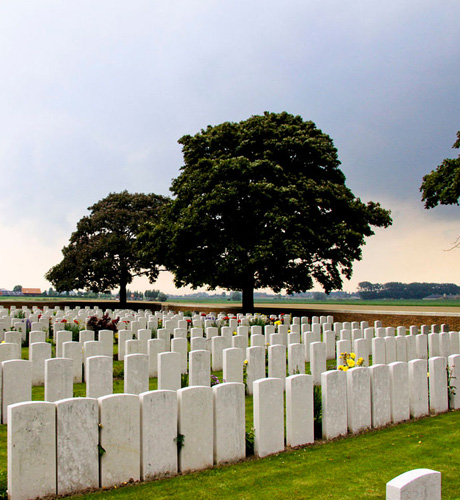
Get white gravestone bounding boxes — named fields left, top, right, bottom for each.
left=56, top=398, right=99, bottom=495
left=8, top=401, right=56, bottom=500
left=2, top=359, right=32, bottom=424
left=45, top=358, right=73, bottom=402
left=321, top=370, right=347, bottom=440
left=140, top=390, right=178, bottom=480
left=253, top=377, right=285, bottom=458
left=369, top=364, right=391, bottom=428
left=408, top=359, right=429, bottom=418
left=177, top=386, right=214, bottom=473
left=99, top=394, right=141, bottom=488
left=85, top=355, right=113, bottom=399
left=213, top=382, right=245, bottom=464
left=189, top=349, right=211, bottom=387
left=286, top=374, right=314, bottom=447
left=124, top=353, right=149, bottom=395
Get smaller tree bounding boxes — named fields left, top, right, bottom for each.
left=12, top=285, right=22, bottom=292
left=421, top=131, right=460, bottom=208
left=45, top=191, right=168, bottom=306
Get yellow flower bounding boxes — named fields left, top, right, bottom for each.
left=350, top=353, right=356, bottom=360
left=427, top=372, right=430, bottom=378
left=338, top=365, right=344, bottom=371
left=274, top=320, right=282, bottom=326
left=244, top=360, right=248, bottom=365
left=357, top=357, right=364, bottom=366
left=347, top=359, right=356, bottom=368
left=233, top=331, right=237, bottom=335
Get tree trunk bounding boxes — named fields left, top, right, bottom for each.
left=241, top=278, right=254, bottom=313
left=119, top=275, right=127, bottom=308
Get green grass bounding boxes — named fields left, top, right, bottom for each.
left=1, top=411, right=457, bottom=500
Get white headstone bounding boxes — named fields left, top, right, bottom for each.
left=321, top=370, right=347, bottom=440
left=30, top=341, right=52, bottom=386
left=213, top=382, right=245, bottom=464
left=85, top=355, right=113, bottom=398
left=428, top=356, right=448, bottom=414
left=56, top=398, right=99, bottom=495
left=2, top=359, right=32, bottom=424
left=189, top=350, right=211, bottom=387
left=386, top=468, right=441, bottom=500
left=347, top=367, right=371, bottom=433
left=140, top=390, right=178, bottom=480
left=158, top=351, right=181, bottom=391
left=253, top=377, right=285, bottom=457
left=177, top=386, right=213, bottom=472
left=408, top=359, right=429, bottom=418
left=8, top=401, right=56, bottom=500
left=369, top=364, right=391, bottom=428
left=389, top=362, right=410, bottom=423
left=286, top=374, right=314, bottom=447
left=45, top=358, right=73, bottom=402
left=124, top=353, right=149, bottom=395
left=99, top=394, right=141, bottom=488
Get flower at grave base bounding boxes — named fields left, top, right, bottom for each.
left=427, top=372, right=430, bottom=378
left=61, top=319, right=67, bottom=323
left=244, top=359, right=248, bottom=365
left=347, top=359, right=356, bottom=368
left=233, top=331, right=237, bottom=335
left=350, top=353, right=356, bottom=360
left=357, top=357, right=364, bottom=366
left=274, top=320, right=282, bottom=326
left=338, top=365, right=349, bottom=371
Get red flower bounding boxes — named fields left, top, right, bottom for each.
left=61, top=319, right=67, bottom=323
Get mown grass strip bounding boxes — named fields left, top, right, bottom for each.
left=1, top=411, right=458, bottom=500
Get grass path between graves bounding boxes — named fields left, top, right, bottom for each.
left=1, top=411, right=459, bottom=500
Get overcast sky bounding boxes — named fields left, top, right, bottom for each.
left=1, top=0, right=459, bottom=295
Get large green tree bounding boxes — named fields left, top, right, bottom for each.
left=421, top=131, right=460, bottom=208
left=142, top=112, right=392, bottom=311
left=45, top=191, right=168, bottom=307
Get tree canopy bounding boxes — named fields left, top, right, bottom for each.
left=141, top=112, right=392, bottom=311
left=421, top=131, right=460, bottom=208
left=45, top=191, right=168, bottom=306
left=358, top=281, right=460, bottom=300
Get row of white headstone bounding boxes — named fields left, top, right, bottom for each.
left=8, top=354, right=454, bottom=500
left=1, top=322, right=460, bottom=425
left=8, top=375, right=314, bottom=500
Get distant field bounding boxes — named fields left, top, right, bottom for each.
left=169, top=297, right=460, bottom=307
left=3, top=296, right=460, bottom=312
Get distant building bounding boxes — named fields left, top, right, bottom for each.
left=21, top=288, right=42, bottom=296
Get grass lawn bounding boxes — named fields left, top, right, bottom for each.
left=1, top=411, right=459, bottom=500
